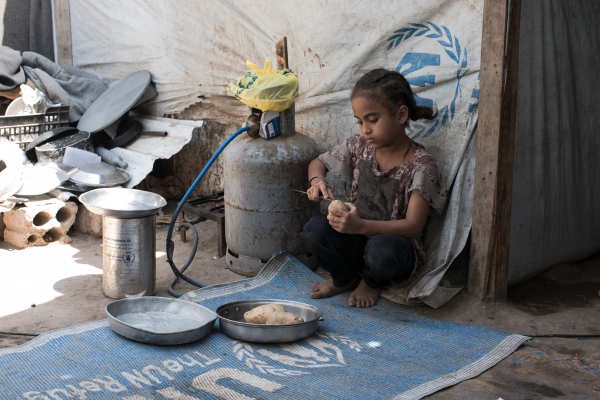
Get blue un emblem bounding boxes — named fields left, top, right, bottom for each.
left=386, top=22, right=479, bottom=139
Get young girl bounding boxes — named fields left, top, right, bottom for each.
left=301, top=69, right=446, bottom=308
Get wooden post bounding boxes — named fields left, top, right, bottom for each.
left=275, top=37, right=288, bottom=70
left=468, top=0, right=521, bottom=301
left=53, top=0, right=73, bottom=66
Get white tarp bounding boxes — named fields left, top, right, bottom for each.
left=508, top=0, right=600, bottom=284
left=70, top=0, right=483, bottom=307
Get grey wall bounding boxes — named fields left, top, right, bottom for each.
left=508, top=0, right=600, bottom=285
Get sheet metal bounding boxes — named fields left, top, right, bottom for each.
left=111, top=115, right=198, bottom=189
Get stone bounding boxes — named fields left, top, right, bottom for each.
left=73, top=205, right=103, bottom=237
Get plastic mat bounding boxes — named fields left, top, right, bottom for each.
left=0, top=252, right=527, bottom=399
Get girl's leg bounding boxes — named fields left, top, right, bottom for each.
left=349, top=234, right=415, bottom=308
left=362, top=234, right=415, bottom=287
left=301, top=214, right=367, bottom=298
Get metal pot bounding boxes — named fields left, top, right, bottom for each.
left=35, top=130, right=93, bottom=163
left=102, top=215, right=156, bottom=299
left=216, top=299, right=323, bottom=343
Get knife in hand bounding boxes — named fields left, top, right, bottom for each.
left=290, top=189, right=333, bottom=204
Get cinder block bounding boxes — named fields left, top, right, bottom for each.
left=3, top=227, right=66, bottom=247
left=73, top=205, right=103, bottom=237
left=2, top=200, right=78, bottom=248
left=56, top=201, right=78, bottom=232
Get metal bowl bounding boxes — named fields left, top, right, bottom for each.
left=68, top=162, right=130, bottom=188
left=106, top=297, right=218, bottom=345
left=5, top=97, right=25, bottom=116
left=216, top=299, right=323, bottom=343
left=79, top=188, right=167, bottom=218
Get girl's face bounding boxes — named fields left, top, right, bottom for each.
left=351, top=96, right=409, bottom=149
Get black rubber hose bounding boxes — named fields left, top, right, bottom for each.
left=167, top=222, right=199, bottom=298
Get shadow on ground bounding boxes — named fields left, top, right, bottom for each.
left=0, top=219, right=245, bottom=348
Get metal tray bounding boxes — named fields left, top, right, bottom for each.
left=68, top=162, right=130, bottom=188
left=106, top=297, right=217, bottom=345
left=77, top=70, right=153, bottom=135
left=216, top=299, right=323, bottom=343
left=79, top=188, right=166, bottom=218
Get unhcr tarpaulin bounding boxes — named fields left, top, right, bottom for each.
left=70, top=0, right=483, bottom=307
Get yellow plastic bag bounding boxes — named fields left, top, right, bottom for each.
left=228, top=59, right=298, bottom=112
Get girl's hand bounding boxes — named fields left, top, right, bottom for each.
left=307, top=179, right=334, bottom=202
left=327, top=202, right=363, bottom=234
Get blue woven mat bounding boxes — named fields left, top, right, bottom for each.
left=0, top=252, right=527, bottom=399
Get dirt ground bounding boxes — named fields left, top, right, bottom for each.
left=1, top=209, right=599, bottom=399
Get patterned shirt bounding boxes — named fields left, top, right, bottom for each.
left=319, top=133, right=446, bottom=286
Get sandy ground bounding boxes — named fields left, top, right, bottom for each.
left=1, top=215, right=599, bottom=398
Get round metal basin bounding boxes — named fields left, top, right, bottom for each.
left=79, top=188, right=166, bottom=218
left=216, top=299, right=323, bottom=343
left=106, top=297, right=217, bottom=345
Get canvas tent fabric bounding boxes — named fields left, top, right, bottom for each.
left=69, top=0, right=483, bottom=307
left=0, top=45, right=25, bottom=90
left=0, top=0, right=55, bottom=62
left=508, top=0, right=600, bottom=285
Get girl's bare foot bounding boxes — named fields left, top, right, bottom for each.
left=310, top=278, right=358, bottom=299
left=348, top=279, right=381, bottom=308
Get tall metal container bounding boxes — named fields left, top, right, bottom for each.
left=102, top=215, right=156, bottom=299
left=223, top=123, right=320, bottom=276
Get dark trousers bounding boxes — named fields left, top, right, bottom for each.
left=301, top=215, right=415, bottom=289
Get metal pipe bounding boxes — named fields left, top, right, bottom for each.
left=140, top=131, right=168, bottom=137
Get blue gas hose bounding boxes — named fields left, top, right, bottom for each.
left=166, top=125, right=250, bottom=295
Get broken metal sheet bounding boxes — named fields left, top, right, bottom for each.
left=109, top=116, right=200, bottom=188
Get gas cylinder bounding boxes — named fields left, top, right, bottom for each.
left=222, top=112, right=320, bottom=276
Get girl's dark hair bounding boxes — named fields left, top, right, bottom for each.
left=351, top=69, right=436, bottom=121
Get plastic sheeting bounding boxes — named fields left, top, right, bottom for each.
left=69, top=0, right=483, bottom=306
left=508, top=1, right=600, bottom=285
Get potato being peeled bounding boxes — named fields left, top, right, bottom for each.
left=243, top=304, right=286, bottom=324
left=328, top=200, right=349, bottom=215
left=265, top=311, right=305, bottom=325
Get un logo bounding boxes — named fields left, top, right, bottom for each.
left=386, top=22, right=478, bottom=139
left=122, top=252, right=136, bottom=264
